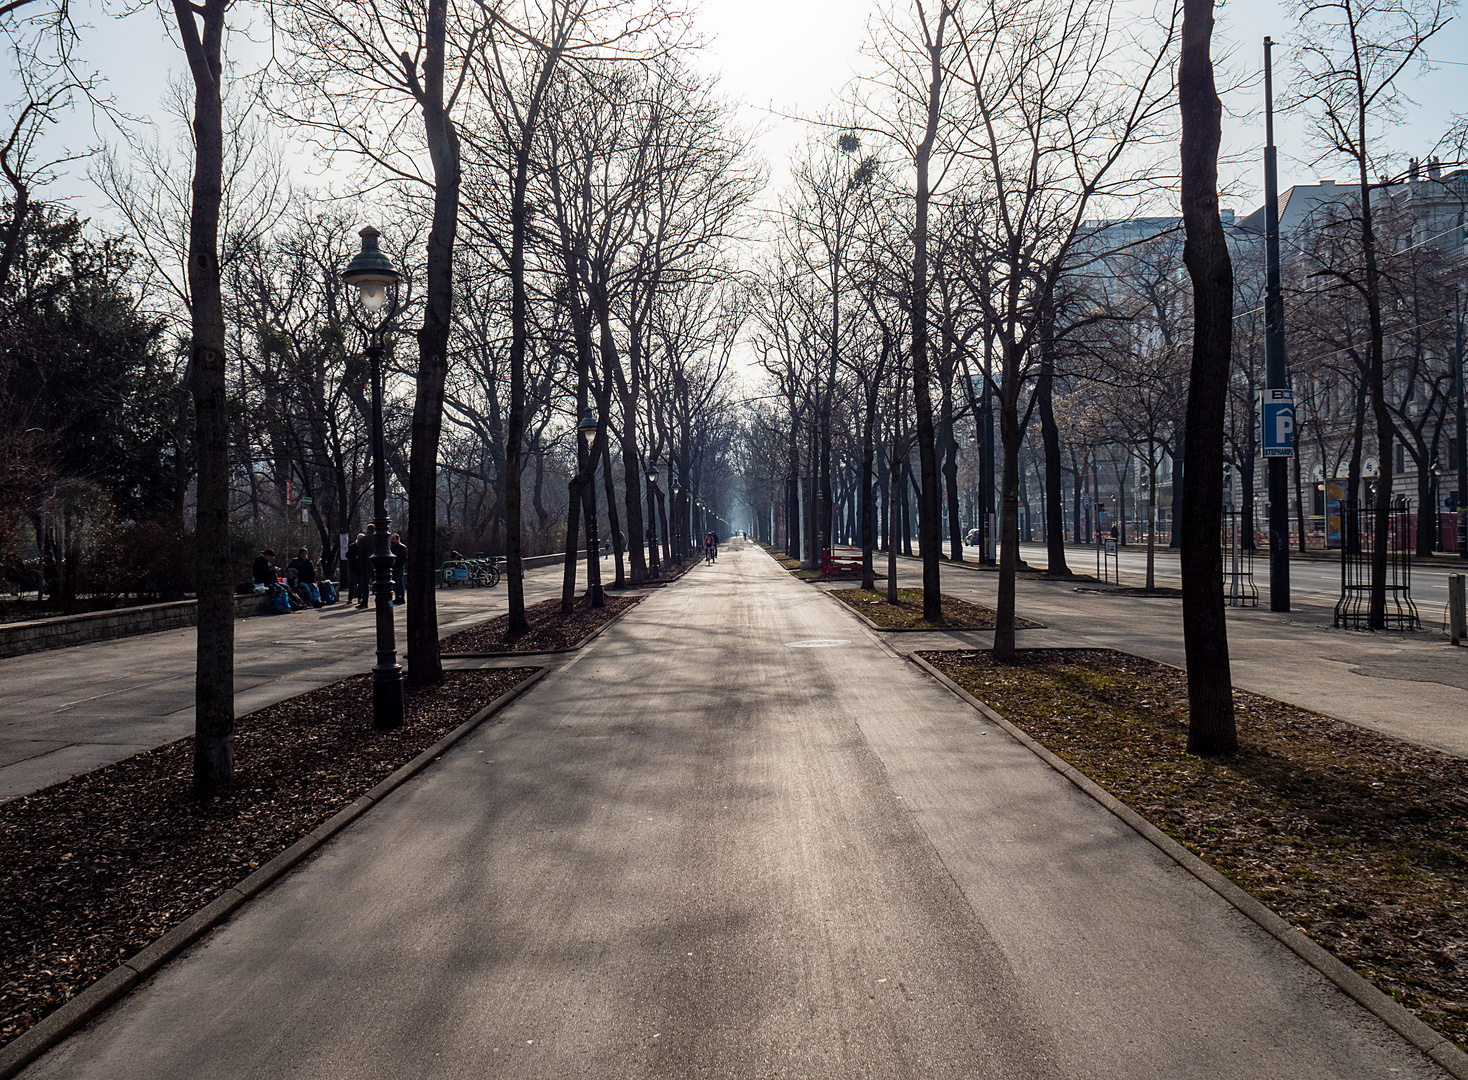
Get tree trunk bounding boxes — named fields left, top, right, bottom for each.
left=504, top=140, right=532, bottom=637
left=861, top=390, right=877, bottom=591
left=887, top=444, right=902, bottom=605
left=1038, top=354, right=1069, bottom=575
left=1178, top=0, right=1236, bottom=755
left=174, top=0, right=234, bottom=796
left=403, top=0, right=460, bottom=684
left=602, top=436, right=624, bottom=589
left=560, top=471, right=582, bottom=613
left=910, top=6, right=948, bottom=622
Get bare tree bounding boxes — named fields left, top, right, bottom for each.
left=1290, top=0, right=1449, bottom=627
left=953, top=0, right=1180, bottom=658
left=1178, top=0, right=1235, bottom=754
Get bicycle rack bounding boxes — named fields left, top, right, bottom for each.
left=1334, top=498, right=1419, bottom=630
left=1221, top=509, right=1257, bottom=607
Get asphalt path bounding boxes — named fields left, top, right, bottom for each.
left=0, top=559, right=614, bottom=799
left=24, top=545, right=1449, bottom=1078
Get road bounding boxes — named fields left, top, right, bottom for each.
left=23, top=545, right=1450, bottom=1079
left=0, top=559, right=614, bottom=800
left=1014, top=540, right=1459, bottom=616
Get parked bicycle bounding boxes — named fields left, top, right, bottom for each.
left=439, top=551, right=503, bottom=588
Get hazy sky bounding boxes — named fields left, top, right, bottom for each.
left=23, top=0, right=1468, bottom=227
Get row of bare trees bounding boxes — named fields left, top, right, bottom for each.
left=0, top=0, right=751, bottom=793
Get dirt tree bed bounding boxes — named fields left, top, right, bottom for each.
left=921, top=647, right=1468, bottom=1050
left=440, top=593, right=640, bottom=654
left=833, top=588, right=1042, bottom=630
left=0, top=666, right=536, bottom=1050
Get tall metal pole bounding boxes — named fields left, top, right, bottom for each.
left=1456, top=288, right=1466, bottom=558
left=1264, top=36, right=1292, bottom=610
left=367, top=331, right=404, bottom=730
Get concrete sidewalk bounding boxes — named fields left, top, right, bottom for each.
left=20, top=546, right=1452, bottom=1078
left=0, top=559, right=616, bottom=800
left=855, top=552, right=1468, bottom=759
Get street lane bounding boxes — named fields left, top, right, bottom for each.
left=24, top=546, right=1448, bottom=1079
left=0, top=559, right=615, bottom=799
left=1010, top=540, right=1457, bottom=614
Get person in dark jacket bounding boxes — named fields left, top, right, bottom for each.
left=347, top=532, right=366, bottom=603
left=288, top=549, right=323, bottom=608
left=354, top=525, right=377, bottom=609
left=287, top=548, right=317, bottom=584
left=252, top=549, right=277, bottom=586
left=390, top=532, right=407, bottom=604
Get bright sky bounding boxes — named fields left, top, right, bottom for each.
left=19, top=0, right=1468, bottom=234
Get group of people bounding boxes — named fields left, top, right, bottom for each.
left=343, top=525, right=407, bottom=608
left=252, top=547, right=333, bottom=611
left=251, top=526, right=407, bottom=614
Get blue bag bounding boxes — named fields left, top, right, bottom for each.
left=271, top=589, right=292, bottom=614
left=320, top=580, right=338, bottom=604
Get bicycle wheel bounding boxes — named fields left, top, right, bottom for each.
left=486, top=564, right=501, bottom=587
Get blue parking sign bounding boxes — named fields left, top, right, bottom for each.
left=1261, top=388, right=1294, bottom=458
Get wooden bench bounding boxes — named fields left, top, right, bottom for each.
left=821, top=547, right=865, bottom=578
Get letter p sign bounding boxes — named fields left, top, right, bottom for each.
left=1261, top=388, right=1295, bottom=458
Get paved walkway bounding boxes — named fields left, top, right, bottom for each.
left=0, top=559, right=615, bottom=799
left=22, top=547, right=1451, bottom=1078
left=863, top=549, right=1468, bottom=759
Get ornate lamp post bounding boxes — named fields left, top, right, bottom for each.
left=577, top=410, right=605, bottom=607
left=341, top=227, right=404, bottom=731
left=644, top=464, right=661, bottom=578
left=671, top=482, right=683, bottom=564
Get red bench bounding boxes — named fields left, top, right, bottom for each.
left=821, top=547, right=864, bottom=578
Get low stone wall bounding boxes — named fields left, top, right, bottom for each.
left=0, top=591, right=275, bottom=659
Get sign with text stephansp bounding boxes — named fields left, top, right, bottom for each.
left=1261, top=388, right=1295, bottom=458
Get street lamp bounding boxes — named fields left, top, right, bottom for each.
left=671, top=482, right=683, bottom=564
left=576, top=410, right=605, bottom=607
left=341, top=226, right=403, bottom=731
left=644, top=464, right=661, bottom=578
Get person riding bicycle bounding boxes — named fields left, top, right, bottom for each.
left=704, top=531, right=718, bottom=564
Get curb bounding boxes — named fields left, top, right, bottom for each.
left=442, top=595, right=644, bottom=659
left=905, top=651, right=1468, bottom=1079
left=0, top=666, right=549, bottom=1080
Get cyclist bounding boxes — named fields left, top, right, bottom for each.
left=704, top=531, right=718, bottom=564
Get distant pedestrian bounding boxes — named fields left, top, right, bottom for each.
left=348, top=533, right=367, bottom=604
left=390, top=532, right=407, bottom=604
left=354, top=525, right=377, bottom=609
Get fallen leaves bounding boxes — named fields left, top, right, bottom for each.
left=0, top=667, right=535, bottom=1049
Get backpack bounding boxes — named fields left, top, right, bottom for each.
left=270, top=589, right=292, bottom=614
left=320, top=579, right=338, bottom=604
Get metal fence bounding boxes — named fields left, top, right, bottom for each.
left=1334, top=498, right=1420, bottom=630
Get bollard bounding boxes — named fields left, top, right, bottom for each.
left=1451, top=574, right=1467, bottom=647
